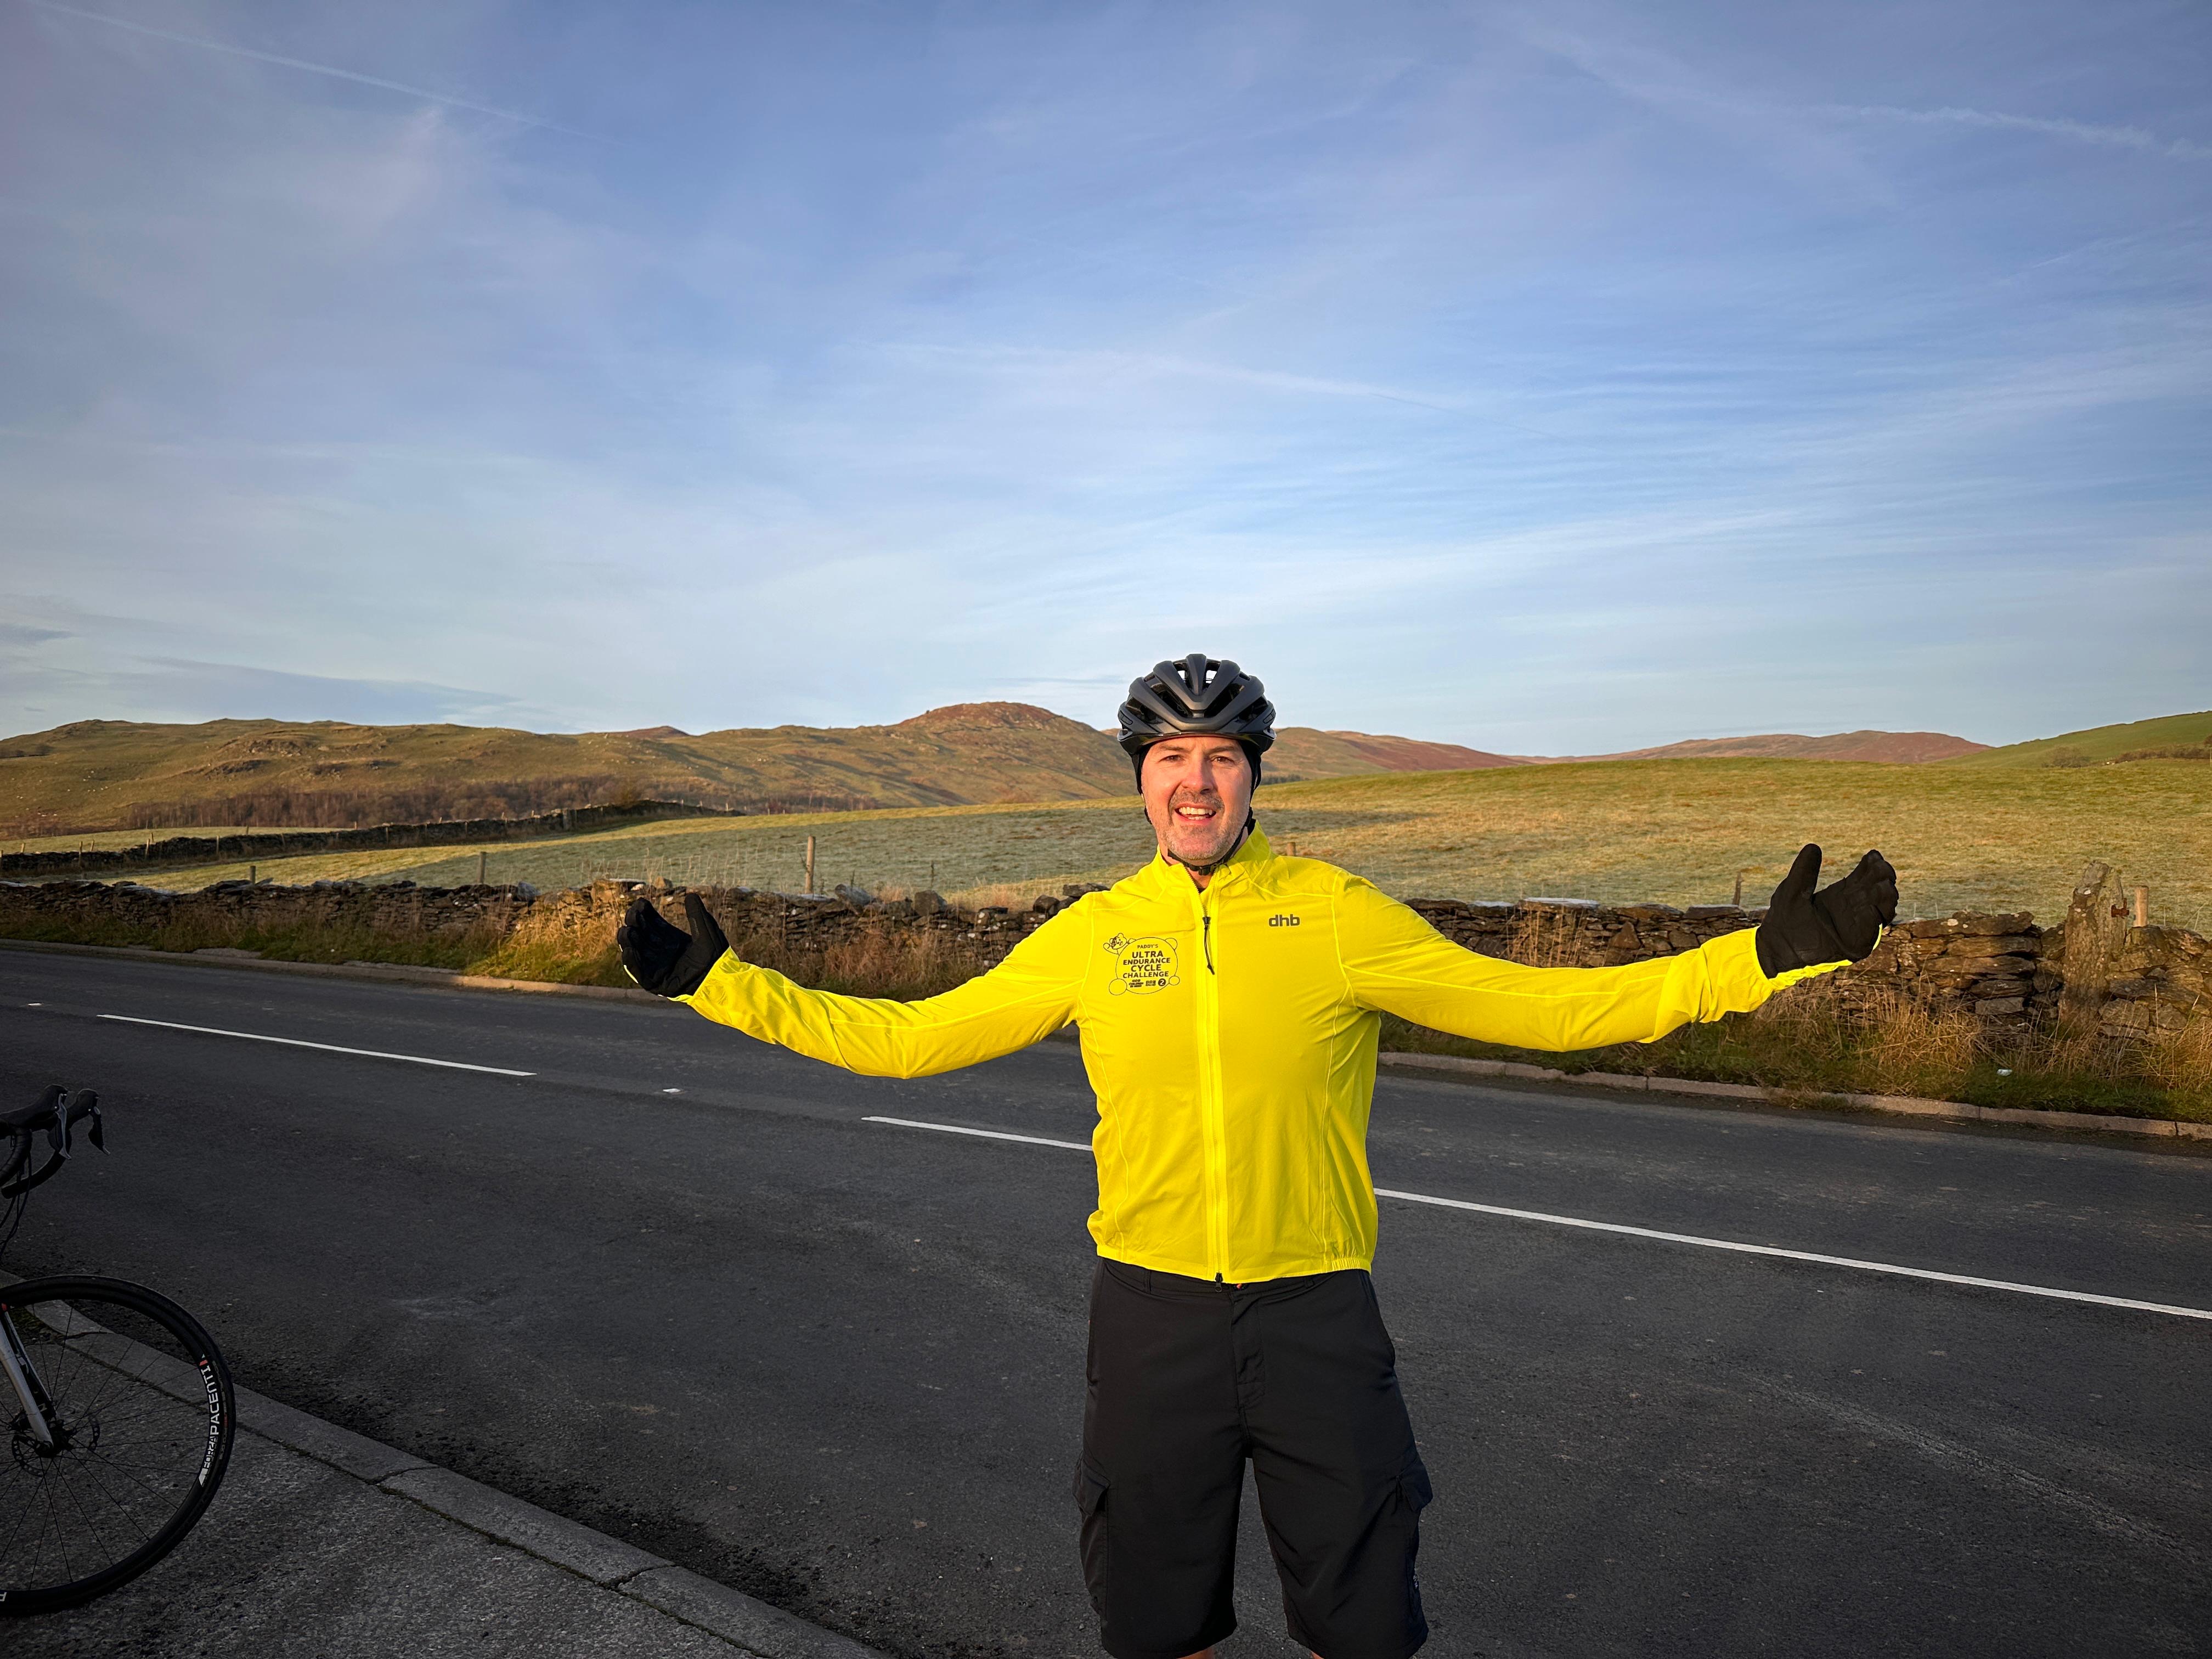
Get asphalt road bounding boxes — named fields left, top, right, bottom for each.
left=4, top=946, right=2209, bottom=1659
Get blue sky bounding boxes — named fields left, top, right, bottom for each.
left=3, top=0, right=2207, bottom=752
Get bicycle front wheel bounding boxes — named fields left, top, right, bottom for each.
left=0, top=1276, right=235, bottom=1615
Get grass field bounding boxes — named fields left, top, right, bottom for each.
left=59, top=755, right=2212, bottom=933
left=6, top=826, right=267, bottom=856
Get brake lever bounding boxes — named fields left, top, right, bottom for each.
left=43, top=1089, right=103, bottom=1164
left=77, top=1092, right=105, bottom=1153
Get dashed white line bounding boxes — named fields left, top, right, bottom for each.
left=862, top=1115, right=1093, bottom=1153
left=97, top=1014, right=535, bottom=1077
left=862, top=1113, right=2212, bottom=1322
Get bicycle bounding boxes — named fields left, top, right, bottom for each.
left=1, top=1086, right=236, bottom=1615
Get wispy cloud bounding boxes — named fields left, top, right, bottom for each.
left=0, top=624, right=72, bottom=647
left=18, top=0, right=597, bottom=137
left=1825, top=101, right=2212, bottom=162
left=1, top=0, right=2206, bottom=751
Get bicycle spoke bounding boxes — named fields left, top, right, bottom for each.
left=1, top=1282, right=233, bottom=1612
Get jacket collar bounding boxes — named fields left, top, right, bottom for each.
left=1135, top=826, right=1273, bottom=899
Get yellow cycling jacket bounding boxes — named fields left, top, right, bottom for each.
left=678, top=828, right=1833, bottom=1282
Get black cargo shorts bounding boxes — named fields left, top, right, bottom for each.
left=1073, top=1260, right=1431, bottom=1659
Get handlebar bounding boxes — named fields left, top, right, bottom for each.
left=1, top=1086, right=105, bottom=1199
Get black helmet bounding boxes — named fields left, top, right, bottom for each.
left=1117, top=654, right=1276, bottom=786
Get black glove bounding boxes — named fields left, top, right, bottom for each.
left=1756, top=844, right=1898, bottom=976
left=617, top=893, right=730, bottom=997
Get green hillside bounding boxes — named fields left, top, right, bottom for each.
left=1953, top=709, right=2212, bottom=769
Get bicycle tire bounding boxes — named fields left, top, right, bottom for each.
left=0, top=1276, right=235, bottom=1615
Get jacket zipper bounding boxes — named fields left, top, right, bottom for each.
left=1192, top=883, right=1231, bottom=1279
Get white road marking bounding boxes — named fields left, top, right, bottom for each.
left=1375, top=1189, right=2212, bottom=1322
left=862, top=1115, right=1092, bottom=1153
left=97, top=1014, right=535, bottom=1077
left=861, top=1114, right=2212, bottom=1322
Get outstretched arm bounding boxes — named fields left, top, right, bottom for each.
left=1336, top=846, right=1894, bottom=1052
left=619, top=895, right=1084, bottom=1079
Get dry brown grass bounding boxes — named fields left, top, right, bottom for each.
left=2142, top=1014, right=2212, bottom=1110
left=469, top=894, right=991, bottom=998
left=1505, top=907, right=1584, bottom=969
left=1853, top=991, right=1985, bottom=1101
left=1381, top=972, right=2210, bottom=1123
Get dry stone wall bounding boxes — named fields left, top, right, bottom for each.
left=3, top=863, right=2203, bottom=1040
left=0, top=800, right=734, bottom=880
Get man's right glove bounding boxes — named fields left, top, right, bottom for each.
left=617, top=893, right=730, bottom=997
left=1756, top=844, right=1898, bottom=977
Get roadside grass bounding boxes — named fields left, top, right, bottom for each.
left=0, top=902, right=501, bottom=972
left=50, top=757, right=2212, bottom=933
left=408, top=895, right=984, bottom=998
left=1381, top=986, right=2212, bottom=1124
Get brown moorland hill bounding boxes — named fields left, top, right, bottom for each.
left=1263, top=728, right=1525, bottom=779
left=0, top=704, right=1136, bottom=835
left=1520, top=730, right=1989, bottom=764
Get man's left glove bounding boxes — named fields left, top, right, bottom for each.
left=617, top=893, right=730, bottom=997
left=1756, top=845, right=1898, bottom=977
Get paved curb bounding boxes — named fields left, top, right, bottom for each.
left=0, top=1271, right=886, bottom=1658
left=1378, top=1052, right=2212, bottom=1143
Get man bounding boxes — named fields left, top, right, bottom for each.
left=617, top=654, right=1896, bottom=1659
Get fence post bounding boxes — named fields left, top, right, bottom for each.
left=2134, top=886, right=2149, bottom=928
left=478, top=850, right=488, bottom=885
left=2058, top=862, right=2131, bottom=1034
left=805, top=836, right=817, bottom=895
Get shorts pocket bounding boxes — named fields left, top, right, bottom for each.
left=1072, top=1457, right=1109, bottom=1516
left=1398, top=1457, right=1433, bottom=1513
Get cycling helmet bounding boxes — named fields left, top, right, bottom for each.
left=1117, top=654, right=1276, bottom=786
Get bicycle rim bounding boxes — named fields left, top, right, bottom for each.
left=0, top=1276, right=235, bottom=1615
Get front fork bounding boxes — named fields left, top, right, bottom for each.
left=0, top=1304, right=60, bottom=1450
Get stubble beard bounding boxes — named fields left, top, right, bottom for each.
left=1158, top=788, right=1246, bottom=875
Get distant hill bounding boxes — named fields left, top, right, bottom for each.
left=0, top=704, right=1135, bottom=835
left=1520, top=730, right=1989, bottom=764
left=1263, top=729, right=1525, bottom=781
left=1948, top=709, right=2212, bottom=769
left=0, top=704, right=1530, bottom=836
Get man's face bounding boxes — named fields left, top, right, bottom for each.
left=1141, top=736, right=1255, bottom=872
